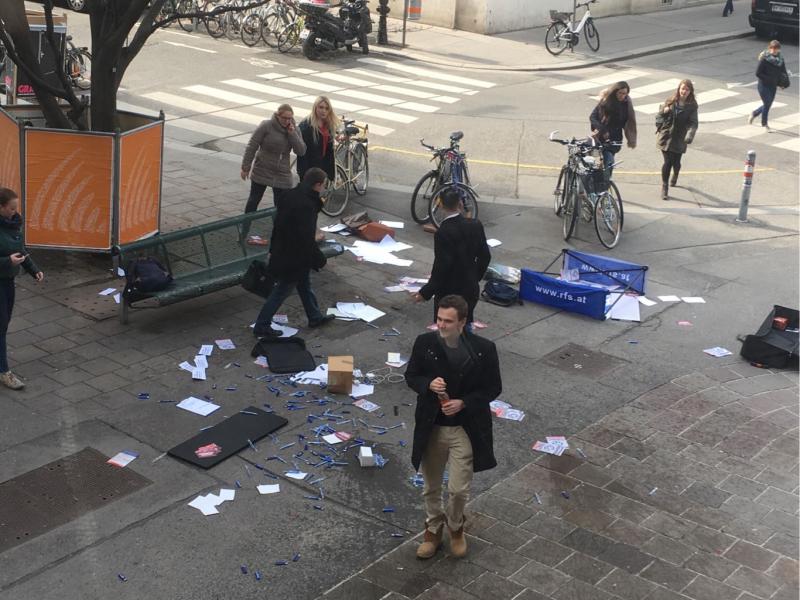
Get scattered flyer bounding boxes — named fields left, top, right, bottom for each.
left=546, top=436, right=569, bottom=453
left=257, top=484, right=281, bottom=495
left=532, top=440, right=566, bottom=456
left=215, top=339, right=236, bottom=350
left=198, top=344, right=214, bottom=356
left=489, top=400, right=525, bottom=421
left=284, top=470, right=309, bottom=480
left=107, top=450, right=139, bottom=468
left=273, top=314, right=289, bottom=324
left=179, top=361, right=194, bottom=373
left=194, top=355, right=208, bottom=369
left=191, top=366, right=207, bottom=381
left=98, top=287, right=116, bottom=296
left=354, top=398, right=380, bottom=412
left=254, top=355, right=269, bottom=368
left=113, top=293, right=121, bottom=304
left=177, top=396, right=220, bottom=416
left=379, top=220, right=404, bottom=229
left=703, top=347, right=733, bottom=358
left=386, top=352, right=408, bottom=368
left=681, top=297, right=706, bottom=303
left=486, top=239, right=502, bottom=248
left=322, top=431, right=353, bottom=444
left=195, top=443, right=222, bottom=458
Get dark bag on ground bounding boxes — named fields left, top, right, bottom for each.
left=242, top=259, right=275, bottom=298
left=481, top=279, right=522, bottom=307
left=341, top=211, right=371, bottom=232
left=123, top=257, right=172, bottom=298
left=357, top=221, right=395, bottom=242
left=251, top=337, right=316, bottom=373
left=739, top=305, right=799, bottom=369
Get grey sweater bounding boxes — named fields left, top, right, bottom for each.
left=241, top=113, right=307, bottom=189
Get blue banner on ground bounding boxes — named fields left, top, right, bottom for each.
left=519, top=269, right=609, bottom=320
left=563, top=250, right=648, bottom=295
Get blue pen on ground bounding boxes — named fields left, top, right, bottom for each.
left=382, top=507, right=395, bottom=513
left=233, top=362, right=240, bottom=367
left=292, top=553, right=301, bottom=562
left=254, top=570, right=262, bottom=581
left=560, top=491, right=570, bottom=500
left=244, top=465, right=252, bottom=478
left=577, top=448, right=587, bottom=459
left=279, top=442, right=295, bottom=450
left=365, top=322, right=379, bottom=329
left=117, top=573, right=127, bottom=582
left=226, top=386, right=237, bottom=392
left=304, top=495, right=320, bottom=500
left=247, top=439, right=258, bottom=452
left=391, top=533, right=404, bottom=538
left=245, top=374, right=254, bottom=379
left=313, top=505, right=324, bottom=510
left=235, top=480, right=241, bottom=488
left=152, top=452, right=167, bottom=463
left=534, top=493, right=542, bottom=505
left=240, top=565, right=248, bottom=575
left=398, top=440, right=407, bottom=447
left=240, top=410, right=258, bottom=416
left=137, top=392, right=150, bottom=400
left=649, top=487, right=658, bottom=496
left=274, top=560, right=288, bottom=566
left=159, top=399, right=176, bottom=403
left=308, top=477, right=325, bottom=485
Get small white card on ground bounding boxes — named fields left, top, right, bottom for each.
left=257, top=484, right=281, bottom=494
left=177, top=396, right=219, bottom=416
left=703, top=347, right=733, bottom=357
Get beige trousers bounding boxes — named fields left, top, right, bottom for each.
left=420, top=425, right=474, bottom=533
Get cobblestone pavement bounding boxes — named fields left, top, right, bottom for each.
left=319, top=367, right=799, bottom=600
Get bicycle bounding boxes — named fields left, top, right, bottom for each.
left=410, top=131, right=478, bottom=227
left=276, top=10, right=305, bottom=53
left=157, top=0, right=197, bottom=32
left=321, top=118, right=369, bottom=217
left=65, top=35, right=91, bottom=91
left=549, top=131, right=623, bottom=249
left=545, top=0, right=600, bottom=56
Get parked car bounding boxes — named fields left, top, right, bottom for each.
left=750, top=0, right=799, bottom=38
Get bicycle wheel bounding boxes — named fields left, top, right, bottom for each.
left=241, top=13, right=262, bottom=46
left=585, top=19, right=600, bottom=52
left=177, top=0, right=195, bottom=31
left=261, top=9, right=283, bottom=48
left=554, top=165, right=568, bottom=215
left=351, top=143, right=368, bottom=196
left=545, top=21, right=569, bottom=56
left=562, top=174, right=579, bottom=241
left=429, top=183, right=479, bottom=228
left=322, top=164, right=349, bottom=217
left=225, top=11, right=241, bottom=41
left=594, top=192, right=622, bottom=249
left=411, top=171, right=437, bottom=224
left=277, top=23, right=299, bottom=53
left=608, top=180, right=623, bottom=229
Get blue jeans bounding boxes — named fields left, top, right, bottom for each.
left=254, top=270, right=323, bottom=331
left=603, top=148, right=617, bottom=180
left=0, top=279, right=15, bottom=372
left=753, top=82, right=776, bottom=126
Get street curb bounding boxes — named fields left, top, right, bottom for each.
left=371, top=30, right=755, bottom=72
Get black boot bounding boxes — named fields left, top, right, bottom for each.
left=670, top=168, right=679, bottom=187
left=662, top=184, right=669, bottom=200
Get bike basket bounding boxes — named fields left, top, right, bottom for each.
left=549, top=10, right=569, bottom=20
left=349, top=121, right=369, bottom=143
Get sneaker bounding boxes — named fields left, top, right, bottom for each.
left=253, top=325, right=281, bottom=338
left=0, top=371, right=24, bottom=390
left=308, top=314, right=335, bottom=328
left=747, top=114, right=755, bottom=125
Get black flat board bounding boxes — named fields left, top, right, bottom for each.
left=168, top=406, right=288, bottom=469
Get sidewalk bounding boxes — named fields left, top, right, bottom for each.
left=377, top=4, right=753, bottom=71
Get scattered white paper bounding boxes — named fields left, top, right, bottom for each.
left=682, top=297, right=706, bottom=303
left=352, top=235, right=412, bottom=254
left=490, top=400, right=525, bottom=421
left=486, top=239, right=502, bottom=248
left=272, top=314, right=289, bottom=324
left=353, top=398, right=380, bottom=412
left=291, top=364, right=329, bottom=385
left=658, top=295, right=681, bottom=302
left=606, top=293, right=641, bottom=322
left=386, top=353, right=409, bottom=368
left=336, top=302, right=385, bottom=323
left=346, top=245, right=413, bottom=267
left=271, top=323, right=298, bottom=338
left=327, top=307, right=359, bottom=320
left=546, top=436, right=569, bottom=453
left=177, top=396, right=220, bottom=416
left=194, top=355, right=208, bottom=369
left=199, top=345, right=213, bottom=356
left=188, top=495, right=219, bottom=516
left=254, top=355, right=269, bottom=368
left=285, top=470, right=308, bottom=480
left=321, top=223, right=348, bottom=233
left=113, top=293, right=121, bottom=304
left=179, top=361, right=194, bottom=373
left=107, top=450, right=138, bottom=468
left=215, top=339, right=236, bottom=350
left=322, top=432, right=352, bottom=444
left=638, top=296, right=657, bottom=307
left=384, top=285, right=407, bottom=293
left=379, top=220, right=404, bottom=229
left=703, top=347, right=733, bottom=357
left=350, top=382, right=375, bottom=397
left=257, top=484, right=281, bottom=495
left=117, top=267, right=126, bottom=277
left=218, top=488, right=236, bottom=502
left=191, top=366, right=207, bottom=381
left=99, top=287, right=116, bottom=296
left=532, top=440, right=566, bottom=456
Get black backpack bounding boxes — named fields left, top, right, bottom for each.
left=481, top=279, right=522, bottom=307
left=124, top=257, right=172, bottom=298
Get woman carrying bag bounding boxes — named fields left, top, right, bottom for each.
left=656, top=79, right=698, bottom=200
left=748, top=40, right=790, bottom=132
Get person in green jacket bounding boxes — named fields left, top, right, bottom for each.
left=0, top=188, right=44, bottom=390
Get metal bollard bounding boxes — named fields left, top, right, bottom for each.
left=736, top=150, right=756, bottom=223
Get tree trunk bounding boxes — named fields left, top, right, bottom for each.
left=89, top=53, right=120, bottom=132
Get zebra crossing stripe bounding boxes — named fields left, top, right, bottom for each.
left=371, top=84, right=458, bottom=103
left=344, top=67, right=473, bottom=95
left=700, top=100, right=787, bottom=123
left=184, top=85, right=266, bottom=106
left=292, top=68, right=317, bottom=74
left=344, top=68, right=409, bottom=82
left=293, top=94, right=369, bottom=112
left=312, top=71, right=378, bottom=87
left=357, top=108, right=417, bottom=124
left=268, top=76, right=343, bottom=93
left=629, top=79, right=682, bottom=99
left=771, top=137, right=800, bottom=152
left=551, top=69, right=648, bottom=92
left=222, top=78, right=307, bottom=99
left=358, top=57, right=496, bottom=88
left=167, top=118, right=244, bottom=139
left=142, top=92, right=270, bottom=126
left=717, top=114, right=798, bottom=139
left=638, top=88, right=741, bottom=115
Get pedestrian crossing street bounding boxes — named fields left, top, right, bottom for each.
left=119, top=58, right=496, bottom=150
left=550, top=68, right=800, bottom=153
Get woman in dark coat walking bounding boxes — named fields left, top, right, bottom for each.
left=296, top=96, right=339, bottom=181
left=749, top=40, right=790, bottom=132
left=656, top=79, right=698, bottom=200
left=590, top=81, right=638, bottom=179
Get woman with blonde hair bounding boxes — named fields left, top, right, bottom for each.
left=297, top=96, right=340, bottom=181
left=655, top=79, right=698, bottom=200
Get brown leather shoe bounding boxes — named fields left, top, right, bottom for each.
left=448, top=526, right=468, bottom=558
left=416, top=526, right=443, bottom=559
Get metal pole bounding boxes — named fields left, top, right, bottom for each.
left=402, top=0, right=409, bottom=47
left=377, top=0, right=390, bottom=45
left=736, top=150, right=756, bottom=223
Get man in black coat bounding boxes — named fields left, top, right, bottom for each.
left=253, top=168, right=334, bottom=337
left=413, top=188, right=491, bottom=325
left=405, top=294, right=502, bottom=559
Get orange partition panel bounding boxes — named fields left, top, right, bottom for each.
left=0, top=111, right=21, bottom=194
left=119, top=123, right=162, bottom=244
left=24, top=130, right=113, bottom=249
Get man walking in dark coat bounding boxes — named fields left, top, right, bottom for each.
left=405, top=294, right=502, bottom=559
left=413, top=188, right=491, bottom=326
left=253, top=168, right=334, bottom=337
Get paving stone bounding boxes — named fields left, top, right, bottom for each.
left=723, top=566, right=782, bottom=598
left=723, top=374, right=795, bottom=397
left=610, top=437, right=656, bottom=461
left=715, top=457, right=763, bottom=479
left=721, top=519, right=778, bottom=545
left=683, top=526, right=736, bottom=555
left=719, top=496, right=772, bottom=522
left=633, top=383, right=690, bottom=411
left=644, top=588, right=693, bottom=600
left=424, top=556, right=487, bottom=588
left=323, top=576, right=388, bottom=600
left=717, top=475, right=768, bottom=500
left=361, top=559, right=439, bottom=597
left=509, top=561, right=572, bottom=596
left=598, top=541, right=655, bottom=575
left=735, top=419, right=789, bottom=441
left=598, top=568, right=657, bottom=600
left=644, top=433, right=692, bottom=455
left=642, top=513, right=696, bottom=540
left=470, top=544, right=530, bottom=577
left=466, top=511, right=499, bottom=536
left=520, top=512, right=576, bottom=541
left=607, top=479, right=693, bottom=517
left=754, top=487, right=799, bottom=513
left=723, top=540, right=779, bottom=572
left=683, top=552, right=739, bottom=581
left=416, top=582, right=479, bottom=600
left=464, top=572, right=524, bottom=600
left=647, top=410, right=697, bottom=435
left=672, top=394, right=722, bottom=419
left=766, top=557, right=799, bottom=588
left=570, top=440, right=622, bottom=468
left=536, top=453, right=584, bottom=475
left=477, top=521, right=533, bottom=552
left=570, top=462, right=618, bottom=487
left=640, top=559, right=697, bottom=592
left=679, top=445, right=727, bottom=467
left=673, top=373, right=717, bottom=393
left=557, top=551, right=614, bottom=584
left=33, top=335, right=78, bottom=353
left=376, top=594, right=410, bottom=600
left=763, top=533, right=799, bottom=558
left=716, top=432, right=769, bottom=460
left=80, top=356, right=125, bottom=376
left=746, top=389, right=798, bottom=413
left=771, top=586, right=800, bottom=600
left=563, top=509, right=616, bottom=533
left=518, top=537, right=574, bottom=567
left=681, top=574, right=739, bottom=600
left=561, top=528, right=614, bottom=558
left=40, top=349, right=83, bottom=369
left=682, top=507, right=734, bottom=530
left=468, top=493, right=536, bottom=526
left=552, top=577, right=616, bottom=600
left=767, top=434, right=799, bottom=457
left=603, top=519, right=656, bottom=546
left=511, top=591, right=549, bottom=600
left=576, top=426, right=626, bottom=448
left=86, top=372, right=131, bottom=393
left=681, top=482, right=732, bottom=508
left=47, top=367, right=94, bottom=386
left=701, top=368, right=743, bottom=383
left=681, top=415, right=738, bottom=446
left=751, top=448, right=798, bottom=475
left=642, top=535, right=696, bottom=566
left=54, top=381, right=101, bottom=402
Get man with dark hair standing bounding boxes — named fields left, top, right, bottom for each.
left=253, top=167, right=334, bottom=337
left=413, top=188, right=491, bottom=326
left=405, top=294, right=502, bottom=559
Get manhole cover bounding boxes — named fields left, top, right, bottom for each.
left=42, top=284, right=122, bottom=321
left=540, top=343, right=626, bottom=377
left=0, top=447, right=151, bottom=552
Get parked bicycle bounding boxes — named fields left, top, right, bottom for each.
left=240, top=0, right=300, bottom=48
left=545, top=0, right=600, bottom=56
left=157, top=0, right=197, bottom=32
left=550, top=131, right=623, bottom=249
left=410, top=131, right=479, bottom=227
left=321, top=117, right=369, bottom=217
left=65, top=35, right=91, bottom=91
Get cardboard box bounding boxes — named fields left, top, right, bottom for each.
left=358, top=446, right=376, bottom=467
left=327, top=355, right=353, bottom=395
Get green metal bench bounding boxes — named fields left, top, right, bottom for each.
left=112, top=208, right=344, bottom=324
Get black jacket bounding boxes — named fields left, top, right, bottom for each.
left=405, top=331, right=502, bottom=473
left=756, top=54, right=789, bottom=88
left=296, top=120, right=335, bottom=180
left=0, top=214, right=39, bottom=280
left=267, top=183, right=325, bottom=281
left=418, top=215, right=491, bottom=305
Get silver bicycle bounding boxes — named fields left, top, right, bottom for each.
left=545, top=0, right=600, bottom=56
